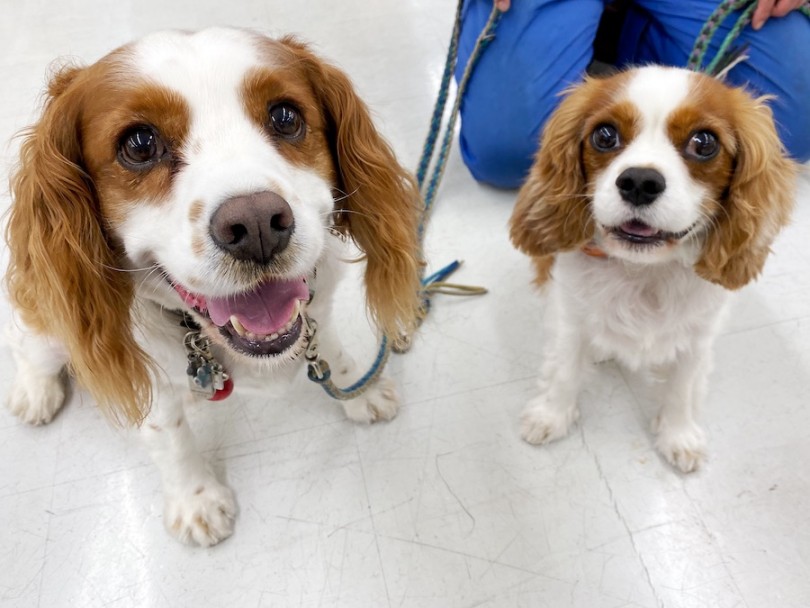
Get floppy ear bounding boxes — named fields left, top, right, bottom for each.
left=285, top=39, right=422, bottom=339
left=509, top=81, right=596, bottom=260
left=694, top=91, right=797, bottom=290
left=5, top=65, right=153, bottom=425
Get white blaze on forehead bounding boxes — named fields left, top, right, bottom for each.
left=623, top=66, right=692, bottom=133
left=130, top=28, right=267, bottom=96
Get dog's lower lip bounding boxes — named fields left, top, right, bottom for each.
left=607, top=222, right=693, bottom=245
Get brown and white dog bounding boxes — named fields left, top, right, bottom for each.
left=510, top=66, right=796, bottom=472
left=5, top=28, right=422, bottom=545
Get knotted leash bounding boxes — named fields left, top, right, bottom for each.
left=303, top=1, right=500, bottom=400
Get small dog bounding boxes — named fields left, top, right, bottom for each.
left=510, top=66, right=796, bottom=472
left=5, top=28, right=422, bottom=545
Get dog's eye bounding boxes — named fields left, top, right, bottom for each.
left=268, top=103, right=304, bottom=139
left=591, top=124, right=620, bottom=151
left=685, top=131, right=719, bottom=160
left=118, top=125, right=166, bottom=169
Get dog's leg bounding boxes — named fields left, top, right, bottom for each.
left=315, top=323, right=399, bottom=424
left=141, top=387, right=237, bottom=546
left=652, top=349, right=710, bottom=473
left=6, top=324, right=69, bottom=425
left=521, top=318, right=587, bottom=445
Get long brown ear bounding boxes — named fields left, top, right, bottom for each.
left=284, top=39, right=422, bottom=339
left=5, top=65, right=153, bottom=425
left=509, top=80, right=597, bottom=258
left=694, top=90, right=797, bottom=289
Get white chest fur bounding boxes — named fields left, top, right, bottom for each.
left=551, top=251, right=728, bottom=369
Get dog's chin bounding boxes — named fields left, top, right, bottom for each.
left=168, top=272, right=312, bottom=363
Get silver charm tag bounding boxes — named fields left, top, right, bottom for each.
left=184, top=331, right=229, bottom=398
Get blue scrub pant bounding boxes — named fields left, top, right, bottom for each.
left=456, top=0, right=810, bottom=188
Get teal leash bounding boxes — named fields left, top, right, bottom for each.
left=305, top=0, right=498, bottom=400
left=688, top=0, right=810, bottom=75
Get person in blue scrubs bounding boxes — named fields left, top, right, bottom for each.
left=456, top=0, right=810, bottom=188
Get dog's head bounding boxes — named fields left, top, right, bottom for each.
left=510, top=66, right=796, bottom=283
left=6, top=28, right=422, bottom=423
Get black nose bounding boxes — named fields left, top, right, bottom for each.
left=615, top=167, right=666, bottom=206
left=209, top=191, right=295, bottom=265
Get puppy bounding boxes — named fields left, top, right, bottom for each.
left=5, top=28, right=422, bottom=545
left=510, top=66, right=796, bottom=472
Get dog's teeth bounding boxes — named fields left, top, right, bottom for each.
left=245, top=331, right=257, bottom=340
left=289, top=300, right=301, bottom=324
left=230, top=315, right=247, bottom=336
left=269, top=332, right=279, bottom=342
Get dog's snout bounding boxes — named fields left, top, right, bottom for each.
left=616, top=167, right=666, bottom=207
left=209, top=191, right=295, bottom=265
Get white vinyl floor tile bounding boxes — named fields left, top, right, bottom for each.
left=1, top=1, right=808, bottom=607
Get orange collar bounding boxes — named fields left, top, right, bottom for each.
left=580, top=242, right=609, bottom=258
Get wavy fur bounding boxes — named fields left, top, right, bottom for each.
left=5, top=65, right=153, bottom=425
left=694, top=90, right=797, bottom=289
left=282, top=38, right=423, bottom=339
left=509, top=79, right=601, bottom=277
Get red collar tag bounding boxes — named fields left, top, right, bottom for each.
left=209, top=377, right=234, bottom=401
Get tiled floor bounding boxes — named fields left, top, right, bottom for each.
left=1, top=2, right=809, bottom=607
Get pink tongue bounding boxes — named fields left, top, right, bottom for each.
left=207, top=278, right=309, bottom=334
left=621, top=220, right=659, bottom=237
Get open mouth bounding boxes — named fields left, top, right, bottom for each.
left=171, top=276, right=310, bottom=358
left=608, top=220, right=693, bottom=246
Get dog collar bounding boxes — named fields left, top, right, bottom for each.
left=581, top=241, right=609, bottom=258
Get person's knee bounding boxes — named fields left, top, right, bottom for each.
left=458, top=129, right=538, bottom=189
left=774, top=105, right=810, bottom=163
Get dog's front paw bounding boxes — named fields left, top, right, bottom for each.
left=164, top=481, right=237, bottom=547
left=653, top=416, right=706, bottom=473
left=7, top=369, right=65, bottom=426
left=341, top=377, right=400, bottom=424
left=520, top=395, right=579, bottom=445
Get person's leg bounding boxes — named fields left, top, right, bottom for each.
left=618, top=0, right=810, bottom=161
left=456, top=0, right=606, bottom=188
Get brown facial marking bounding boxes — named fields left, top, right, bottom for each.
left=191, top=234, right=206, bottom=258
left=78, top=59, right=191, bottom=225
left=667, top=74, right=737, bottom=220
left=189, top=199, right=205, bottom=224
left=240, top=63, right=335, bottom=183
left=581, top=99, right=641, bottom=191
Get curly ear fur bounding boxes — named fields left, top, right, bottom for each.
left=282, top=38, right=422, bottom=339
left=695, top=91, right=797, bottom=289
left=509, top=80, right=598, bottom=263
left=5, top=65, right=153, bottom=425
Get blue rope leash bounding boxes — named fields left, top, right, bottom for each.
left=306, top=0, right=499, bottom=401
